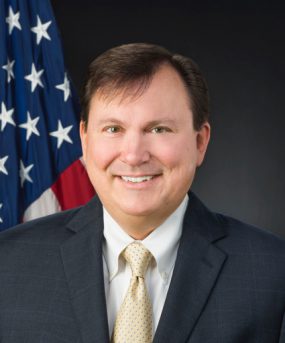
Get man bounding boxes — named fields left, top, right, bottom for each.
left=0, top=43, right=285, bottom=343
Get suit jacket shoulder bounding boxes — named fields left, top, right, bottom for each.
left=0, top=195, right=109, bottom=343
left=215, top=212, right=285, bottom=256
left=0, top=206, right=80, bottom=244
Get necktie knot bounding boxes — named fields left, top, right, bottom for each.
left=122, top=242, right=152, bottom=278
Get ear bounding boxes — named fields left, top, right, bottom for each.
left=80, top=121, right=87, bottom=162
left=196, top=122, right=211, bottom=167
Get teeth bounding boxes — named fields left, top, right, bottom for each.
left=121, top=176, right=153, bottom=183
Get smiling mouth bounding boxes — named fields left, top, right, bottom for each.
left=121, top=175, right=155, bottom=183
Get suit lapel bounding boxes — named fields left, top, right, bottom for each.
left=61, top=197, right=109, bottom=343
left=153, top=193, right=228, bottom=343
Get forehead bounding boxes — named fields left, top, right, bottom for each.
left=88, top=65, right=192, bottom=122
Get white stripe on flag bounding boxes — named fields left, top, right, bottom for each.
left=23, top=187, right=61, bottom=222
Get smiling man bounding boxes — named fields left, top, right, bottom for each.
left=0, top=43, right=285, bottom=343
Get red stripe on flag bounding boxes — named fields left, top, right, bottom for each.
left=51, top=160, right=95, bottom=210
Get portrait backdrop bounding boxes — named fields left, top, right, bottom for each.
left=51, top=1, right=285, bottom=237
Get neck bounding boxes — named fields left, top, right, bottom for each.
left=115, top=215, right=165, bottom=240
left=105, top=208, right=172, bottom=240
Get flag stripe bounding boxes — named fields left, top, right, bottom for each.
left=51, top=159, right=95, bottom=210
left=23, top=187, right=61, bottom=222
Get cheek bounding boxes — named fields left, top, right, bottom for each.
left=153, top=137, right=197, bottom=169
left=85, top=137, right=119, bottom=171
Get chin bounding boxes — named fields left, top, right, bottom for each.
left=117, top=202, right=157, bottom=218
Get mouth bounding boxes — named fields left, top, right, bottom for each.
left=120, top=175, right=155, bottom=183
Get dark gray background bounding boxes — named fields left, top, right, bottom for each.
left=51, top=1, right=285, bottom=237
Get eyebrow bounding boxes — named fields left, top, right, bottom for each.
left=96, top=118, right=124, bottom=126
left=144, top=119, right=178, bottom=129
left=96, top=117, right=177, bottom=127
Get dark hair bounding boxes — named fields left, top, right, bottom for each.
left=81, top=43, right=209, bottom=131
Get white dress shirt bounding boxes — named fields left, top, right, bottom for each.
left=102, top=194, right=189, bottom=337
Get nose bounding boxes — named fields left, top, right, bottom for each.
left=120, top=131, right=150, bottom=166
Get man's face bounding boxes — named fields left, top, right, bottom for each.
left=80, top=65, right=210, bottom=229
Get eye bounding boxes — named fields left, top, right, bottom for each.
left=151, top=126, right=171, bottom=134
left=105, top=126, right=121, bottom=134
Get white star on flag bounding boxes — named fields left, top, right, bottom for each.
left=55, top=73, right=71, bottom=102
left=6, top=6, right=22, bottom=34
left=0, top=204, right=3, bottom=224
left=19, top=112, right=40, bottom=141
left=19, top=160, right=34, bottom=187
left=24, top=63, right=44, bottom=92
left=31, top=15, right=52, bottom=45
left=0, top=102, right=15, bottom=131
left=2, top=58, right=15, bottom=83
left=0, top=156, right=9, bottom=175
left=49, top=120, right=73, bottom=148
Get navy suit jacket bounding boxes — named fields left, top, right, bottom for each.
left=0, top=192, right=285, bottom=342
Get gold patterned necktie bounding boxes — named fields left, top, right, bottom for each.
left=111, top=242, right=153, bottom=343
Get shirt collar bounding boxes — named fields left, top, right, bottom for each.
left=103, top=194, right=189, bottom=282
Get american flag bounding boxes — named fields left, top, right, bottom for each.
left=0, top=0, right=95, bottom=230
